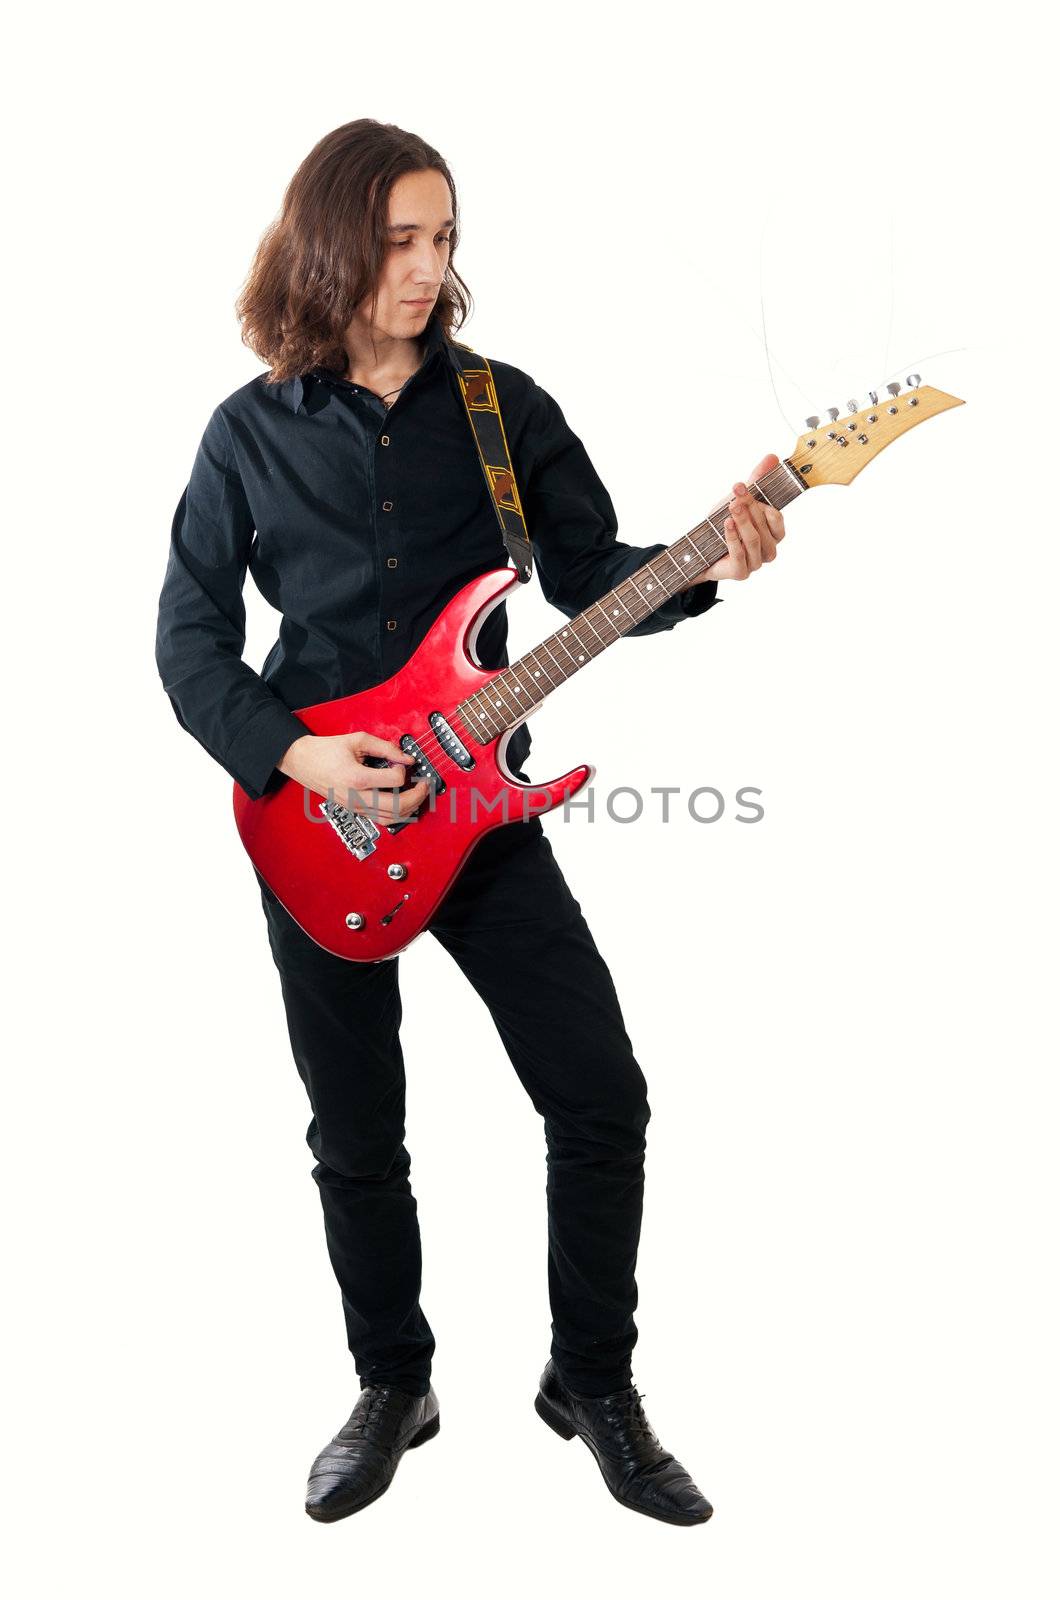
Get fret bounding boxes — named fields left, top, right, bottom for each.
left=582, top=609, right=611, bottom=646
left=538, top=638, right=570, bottom=679
left=591, top=610, right=614, bottom=646
left=482, top=695, right=506, bottom=736
left=652, top=556, right=681, bottom=596
left=598, top=591, right=632, bottom=632
left=491, top=679, right=522, bottom=720
left=776, top=460, right=806, bottom=501
left=568, top=618, right=591, bottom=654
left=632, top=578, right=656, bottom=615
left=565, top=627, right=591, bottom=666
left=628, top=573, right=653, bottom=609
left=505, top=669, right=531, bottom=707
left=508, top=657, right=543, bottom=705
left=552, top=629, right=581, bottom=668
left=468, top=694, right=503, bottom=736
left=612, top=592, right=637, bottom=626
left=573, top=619, right=599, bottom=657
left=526, top=648, right=557, bottom=690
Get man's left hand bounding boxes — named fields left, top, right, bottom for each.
left=690, top=453, right=786, bottom=584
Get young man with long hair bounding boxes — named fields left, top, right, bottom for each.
left=155, top=118, right=785, bottom=1526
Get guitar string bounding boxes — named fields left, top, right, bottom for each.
left=337, top=350, right=786, bottom=814
left=365, top=326, right=784, bottom=776
left=351, top=295, right=953, bottom=795
left=411, top=530, right=720, bottom=765
left=361, top=352, right=958, bottom=808
left=881, top=210, right=895, bottom=405
left=349, top=464, right=797, bottom=812
left=759, top=218, right=805, bottom=437
left=433, top=462, right=794, bottom=752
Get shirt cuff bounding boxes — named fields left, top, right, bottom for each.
left=678, top=577, right=722, bottom=618
left=224, top=701, right=309, bottom=801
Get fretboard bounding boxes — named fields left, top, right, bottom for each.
left=456, top=459, right=805, bottom=744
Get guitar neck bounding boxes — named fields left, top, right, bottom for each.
left=456, top=458, right=806, bottom=744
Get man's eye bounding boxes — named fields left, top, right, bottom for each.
left=394, top=236, right=452, bottom=249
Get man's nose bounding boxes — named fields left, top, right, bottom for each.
left=411, top=244, right=441, bottom=287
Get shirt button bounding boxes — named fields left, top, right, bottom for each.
left=380, top=435, right=390, bottom=446
left=386, top=619, right=398, bottom=631
left=382, top=500, right=393, bottom=511
left=386, top=557, right=398, bottom=568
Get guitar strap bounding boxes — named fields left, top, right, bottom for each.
left=445, top=339, right=534, bottom=583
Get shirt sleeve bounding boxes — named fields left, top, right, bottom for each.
left=519, top=382, right=722, bottom=635
left=154, top=404, right=309, bottom=800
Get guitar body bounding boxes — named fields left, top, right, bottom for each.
left=233, top=566, right=593, bottom=962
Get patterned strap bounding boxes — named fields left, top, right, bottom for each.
left=446, top=339, right=533, bottom=583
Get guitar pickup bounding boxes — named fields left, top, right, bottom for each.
left=362, top=736, right=444, bottom=835
left=429, top=711, right=475, bottom=771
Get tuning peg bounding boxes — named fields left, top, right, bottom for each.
left=826, top=407, right=840, bottom=423
left=886, top=382, right=901, bottom=399
left=868, top=390, right=879, bottom=406
left=846, top=399, right=859, bottom=414
left=906, top=373, right=921, bottom=389
left=804, top=415, right=820, bottom=431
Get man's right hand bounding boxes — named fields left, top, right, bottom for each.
left=278, top=731, right=432, bottom=820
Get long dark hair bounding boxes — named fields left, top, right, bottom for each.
left=236, top=119, right=472, bottom=385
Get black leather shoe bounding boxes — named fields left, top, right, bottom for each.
left=304, top=1382, right=440, bottom=1522
left=535, top=1359, right=712, bottom=1526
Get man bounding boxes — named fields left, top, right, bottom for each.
left=155, top=119, right=785, bottom=1527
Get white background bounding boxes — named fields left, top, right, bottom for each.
left=6, top=2, right=1057, bottom=1595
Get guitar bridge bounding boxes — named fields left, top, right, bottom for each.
left=319, top=799, right=380, bottom=859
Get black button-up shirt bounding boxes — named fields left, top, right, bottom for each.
left=155, top=312, right=720, bottom=801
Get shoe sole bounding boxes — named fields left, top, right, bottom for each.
left=534, top=1391, right=712, bottom=1528
left=305, top=1412, right=441, bottom=1523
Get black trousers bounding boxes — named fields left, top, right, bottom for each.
left=256, top=813, right=652, bottom=1399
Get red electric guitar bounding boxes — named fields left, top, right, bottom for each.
left=234, top=378, right=963, bottom=960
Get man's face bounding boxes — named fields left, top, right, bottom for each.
left=354, top=167, right=454, bottom=342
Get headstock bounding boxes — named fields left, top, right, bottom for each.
left=790, top=376, right=964, bottom=488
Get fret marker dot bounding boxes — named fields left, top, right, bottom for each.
left=514, top=686, right=521, bottom=693
left=533, top=670, right=541, bottom=677
left=562, top=630, right=569, bottom=637
left=479, top=713, right=487, bottom=720
left=612, top=607, right=620, bottom=616
left=646, top=582, right=654, bottom=590
left=683, top=553, right=691, bottom=562
left=494, top=699, right=502, bottom=707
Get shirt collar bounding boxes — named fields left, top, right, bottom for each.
left=284, top=312, right=451, bottom=413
